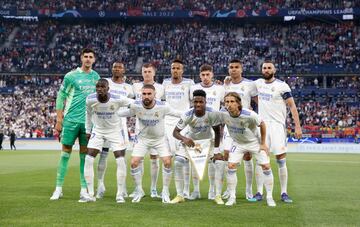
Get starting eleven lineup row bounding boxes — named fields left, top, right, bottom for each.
left=50, top=48, right=302, bottom=207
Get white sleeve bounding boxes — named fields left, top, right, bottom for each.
left=131, top=84, right=137, bottom=98
left=121, top=97, right=135, bottom=107
left=85, top=99, right=93, bottom=134
left=209, top=111, right=222, bottom=126
left=117, top=106, right=134, bottom=117
left=215, top=111, right=225, bottom=125
left=156, top=84, right=165, bottom=100
left=165, top=105, right=183, bottom=118
left=189, top=85, right=194, bottom=101
left=253, top=80, right=260, bottom=96
left=176, top=113, right=189, bottom=130
left=249, top=81, right=257, bottom=97
left=250, top=111, right=262, bottom=127
left=280, top=82, right=292, bottom=100
left=127, top=84, right=135, bottom=99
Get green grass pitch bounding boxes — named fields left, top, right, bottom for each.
left=0, top=150, right=359, bottom=226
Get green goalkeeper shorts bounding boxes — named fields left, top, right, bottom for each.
left=61, top=119, right=88, bottom=146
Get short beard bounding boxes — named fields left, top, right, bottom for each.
left=143, top=99, right=152, bottom=107
left=262, top=73, right=274, bottom=80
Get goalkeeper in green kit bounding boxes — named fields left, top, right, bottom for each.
left=50, top=48, right=100, bottom=202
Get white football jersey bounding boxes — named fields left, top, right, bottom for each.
left=106, top=78, right=134, bottom=99
left=119, top=100, right=181, bottom=140
left=255, top=78, right=292, bottom=125
left=217, top=108, right=261, bottom=145
left=163, top=77, right=194, bottom=124
left=177, top=107, right=221, bottom=140
left=224, top=78, right=256, bottom=109
left=85, top=93, right=133, bottom=133
left=132, top=82, right=165, bottom=100
left=163, top=78, right=194, bottom=110
left=190, top=83, right=225, bottom=110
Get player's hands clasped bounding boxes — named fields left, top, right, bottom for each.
left=182, top=137, right=195, bottom=147
left=213, top=153, right=223, bottom=161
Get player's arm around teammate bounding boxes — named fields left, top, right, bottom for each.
left=84, top=79, right=133, bottom=203
left=120, top=84, right=180, bottom=203
left=96, top=61, right=134, bottom=199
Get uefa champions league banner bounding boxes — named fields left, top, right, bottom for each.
left=1, top=8, right=359, bottom=19
left=185, top=139, right=212, bottom=181
left=21, top=8, right=358, bottom=19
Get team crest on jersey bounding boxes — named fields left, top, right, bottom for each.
left=181, top=85, right=185, bottom=90
left=241, top=86, right=245, bottom=91
left=213, top=91, right=216, bottom=96
left=110, top=105, right=115, bottom=111
left=204, top=118, right=209, bottom=124
left=271, top=87, right=275, bottom=92
left=154, top=112, right=159, bottom=117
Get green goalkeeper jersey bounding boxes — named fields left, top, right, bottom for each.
left=56, top=67, right=100, bottom=123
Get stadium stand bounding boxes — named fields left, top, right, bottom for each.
left=0, top=1, right=359, bottom=140
left=1, top=0, right=360, bottom=11
left=1, top=21, right=359, bottom=74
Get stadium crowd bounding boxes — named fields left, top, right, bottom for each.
left=1, top=0, right=359, bottom=11
left=0, top=75, right=358, bottom=139
left=0, top=76, right=61, bottom=138
left=1, top=21, right=359, bottom=74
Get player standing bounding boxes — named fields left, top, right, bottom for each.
left=223, top=59, right=258, bottom=201
left=254, top=60, right=302, bottom=203
left=132, top=63, right=165, bottom=198
left=96, top=61, right=134, bottom=199
left=84, top=79, right=133, bottom=203
left=118, top=84, right=181, bottom=203
left=163, top=59, right=194, bottom=198
left=50, top=48, right=100, bottom=202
